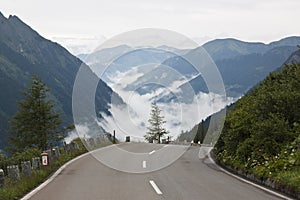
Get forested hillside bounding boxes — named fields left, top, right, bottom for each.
left=214, top=54, right=300, bottom=192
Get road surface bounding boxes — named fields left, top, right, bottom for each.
left=28, top=143, right=284, bottom=200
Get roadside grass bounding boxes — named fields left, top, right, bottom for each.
left=273, top=167, right=300, bottom=190
left=215, top=152, right=300, bottom=197
left=0, top=148, right=87, bottom=200
left=0, top=137, right=117, bottom=200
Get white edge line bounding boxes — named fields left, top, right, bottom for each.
left=149, top=180, right=163, bottom=195
left=149, top=150, right=156, bottom=155
left=21, top=144, right=118, bottom=200
left=207, top=151, right=294, bottom=200
left=142, top=160, right=147, bottom=168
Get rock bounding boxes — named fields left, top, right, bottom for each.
left=21, top=161, right=32, bottom=176
left=52, top=147, right=60, bottom=158
left=0, top=169, right=4, bottom=187
left=7, top=165, right=20, bottom=182
left=32, top=157, right=41, bottom=170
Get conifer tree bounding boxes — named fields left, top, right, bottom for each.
left=9, top=76, right=62, bottom=152
left=145, top=103, right=168, bottom=143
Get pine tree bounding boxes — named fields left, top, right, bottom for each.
left=8, top=76, right=62, bottom=152
left=145, top=103, right=168, bottom=143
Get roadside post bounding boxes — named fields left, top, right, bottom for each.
left=0, top=169, right=4, bottom=187
left=113, top=130, right=116, bottom=144
left=41, top=152, right=49, bottom=167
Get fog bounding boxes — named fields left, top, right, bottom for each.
left=96, top=67, right=234, bottom=142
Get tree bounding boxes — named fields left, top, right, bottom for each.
left=145, top=103, right=168, bottom=143
left=8, top=76, right=63, bottom=152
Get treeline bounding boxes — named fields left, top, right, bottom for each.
left=214, top=62, right=300, bottom=193
left=178, top=106, right=230, bottom=145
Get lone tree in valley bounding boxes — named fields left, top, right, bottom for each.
left=9, top=76, right=63, bottom=152
left=145, top=102, right=168, bottom=143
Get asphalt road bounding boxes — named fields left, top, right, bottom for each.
left=28, top=143, right=284, bottom=200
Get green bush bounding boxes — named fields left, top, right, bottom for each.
left=214, top=63, right=300, bottom=194
left=10, top=148, right=40, bottom=166
left=0, top=154, right=9, bottom=173
left=0, top=139, right=89, bottom=200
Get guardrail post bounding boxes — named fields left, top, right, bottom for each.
left=32, top=157, right=41, bottom=170
left=21, top=161, right=32, bottom=176
left=7, top=165, right=20, bottom=182
left=0, top=169, right=4, bottom=187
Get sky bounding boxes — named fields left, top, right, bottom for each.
left=1, top=0, right=300, bottom=49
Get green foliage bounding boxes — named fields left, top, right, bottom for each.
left=10, top=148, right=40, bottom=166
left=145, top=103, right=168, bottom=143
left=8, top=76, right=63, bottom=152
left=0, top=146, right=88, bottom=200
left=0, top=15, right=119, bottom=150
left=71, top=138, right=86, bottom=150
left=0, top=154, right=8, bottom=173
left=178, top=107, right=227, bottom=145
left=214, top=63, right=300, bottom=193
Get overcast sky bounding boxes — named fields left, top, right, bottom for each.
left=1, top=0, right=300, bottom=44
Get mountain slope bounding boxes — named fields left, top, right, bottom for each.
left=81, top=36, right=300, bottom=101
left=215, top=45, right=298, bottom=96
left=0, top=12, right=120, bottom=149
left=212, top=52, right=300, bottom=198
left=179, top=49, right=300, bottom=143
left=161, top=44, right=298, bottom=97
left=285, top=47, right=300, bottom=64
left=203, top=36, right=300, bottom=60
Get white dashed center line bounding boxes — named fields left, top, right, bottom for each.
left=149, top=180, right=163, bottom=195
left=149, top=150, right=156, bottom=155
left=142, top=160, right=147, bottom=168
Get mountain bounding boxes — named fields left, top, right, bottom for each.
left=179, top=48, right=300, bottom=143
left=160, top=44, right=298, bottom=98
left=284, top=48, right=300, bottom=64
left=213, top=53, right=300, bottom=197
left=0, top=12, right=121, bottom=149
left=189, top=38, right=300, bottom=97
left=77, top=35, right=300, bottom=140
left=203, top=38, right=267, bottom=61
left=81, top=37, right=300, bottom=100
left=203, top=36, right=300, bottom=60
left=213, top=45, right=298, bottom=97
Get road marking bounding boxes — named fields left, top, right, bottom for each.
left=163, top=145, right=168, bottom=148
left=207, top=151, right=294, bottom=200
left=149, top=150, right=156, bottom=155
left=142, top=160, right=147, bottom=168
left=20, top=144, right=119, bottom=200
left=149, top=180, right=163, bottom=195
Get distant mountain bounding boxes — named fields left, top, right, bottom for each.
left=161, top=44, right=298, bottom=97
left=212, top=45, right=298, bottom=97
left=203, top=38, right=267, bottom=60
left=284, top=48, right=300, bottom=64
left=193, top=38, right=300, bottom=97
left=0, top=12, right=122, bottom=149
left=80, top=37, right=300, bottom=100
left=203, top=36, right=300, bottom=60
left=178, top=48, right=300, bottom=143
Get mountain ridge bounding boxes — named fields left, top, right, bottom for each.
left=178, top=48, right=300, bottom=142
left=202, top=36, right=300, bottom=61
left=0, top=12, right=122, bottom=149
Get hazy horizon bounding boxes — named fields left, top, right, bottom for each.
left=1, top=0, right=300, bottom=54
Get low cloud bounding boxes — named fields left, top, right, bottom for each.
left=97, top=79, right=234, bottom=141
